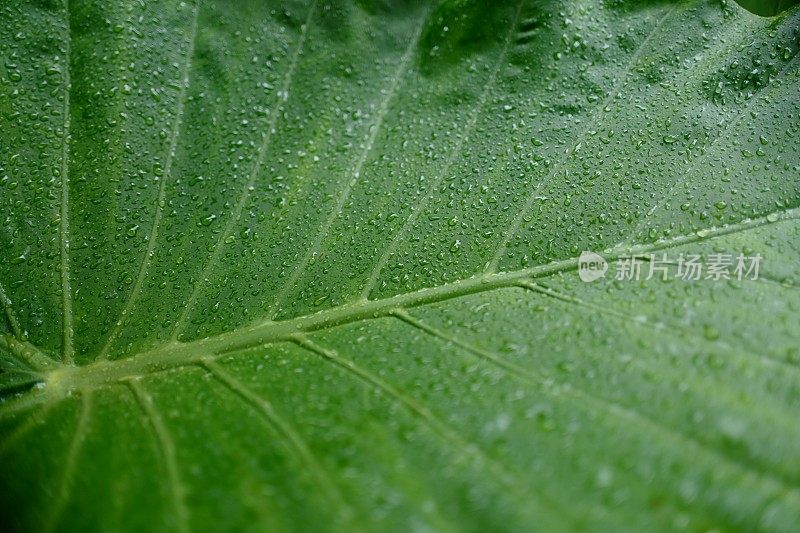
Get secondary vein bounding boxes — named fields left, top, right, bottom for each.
left=616, top=51, right=800, bottom=249
left=44, top=391, right=92, bottom=533
left=391, top=309, right=800, bottom=504
left=171, top=0, right=319, bottom=340
left=98, top=0, right=201, bottom=359
left=59, top=0, right=74, bottom=364
left=269, top=4, right=432, bottom=318
left=0, top=280, right=23, bottom=340
left=361, top=1, right=524, bottom=300
left=128, top=380, right=189, bottom=533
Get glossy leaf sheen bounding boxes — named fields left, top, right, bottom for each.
left=1, top=0, right=800, bottom=531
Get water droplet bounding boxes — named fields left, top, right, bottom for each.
left=703, top=324, right=720, bottom=341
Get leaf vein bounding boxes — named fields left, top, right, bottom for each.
left=0, top=281, right=23, bottom=340
left=0, top=403, right=52, bottom=455
left=59, top=0, right=74, bottom=364
left=291, top=333, right=588, bottom=526
left=7, top=205, right=799, bottom=414
left=172, top=0, right=319, bottom=339
left=44, top=391, right=92, bottom=533
left=391, top=308, right=800, bottom=504
left=517, top=280, right=800, bottom=373
left=361, top=1, right=525, bottom=300
left=128, top=379, right=189, bottom=533
left=200, top=358, right=352, bottom=519
left=98, top=0, right=201, bottom=359
left=270, top=4, right=432, bottom=317
left=614, top=52, right=800, bottom=249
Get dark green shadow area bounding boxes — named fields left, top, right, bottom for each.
left=734, top=0, right=800, bottom=16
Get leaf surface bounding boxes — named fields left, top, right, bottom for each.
left=1, top=0, right=800, bottom=531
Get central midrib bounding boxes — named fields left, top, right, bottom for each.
left=26, top=205, right=797, bottom=398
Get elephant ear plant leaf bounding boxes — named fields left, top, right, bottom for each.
left=1, top=0, right=800, bottom=531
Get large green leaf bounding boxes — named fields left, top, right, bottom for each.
left=1, top=0, right=800, bottom=530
